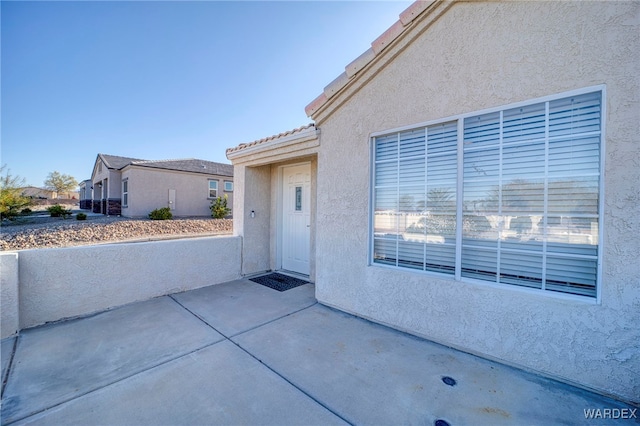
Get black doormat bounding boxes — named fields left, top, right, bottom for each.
left=249, top=273, right=309, bottom=292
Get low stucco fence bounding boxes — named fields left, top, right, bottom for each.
left=1, top=236, right=242, bottom=338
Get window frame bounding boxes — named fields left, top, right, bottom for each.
left=208, top=180, right=219, bottom=199
left=122, top=179, right=128, bottom=208
left=224, top=180, right=233, bottom=192
left=369, top=85, right=605, bottom=303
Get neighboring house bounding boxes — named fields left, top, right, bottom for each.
left=227, top=1, right=639, bottom=404
left=20, top=187, right=57, bottom=200
left=91, top=154, right=233, bottom=217
left=78, top=179, right=92, bottom=209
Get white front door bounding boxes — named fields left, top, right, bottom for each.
left=281, top=164, right=311, bottom=275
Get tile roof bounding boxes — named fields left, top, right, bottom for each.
left=98, top=154, right=232, bottom=176
left=99, top=154, right=145, bottom=170
left=304, top=0, right=436, bottom=118
left=225, top=123, right=316, bottom=157
left=130, top=158, right=233, bottom=177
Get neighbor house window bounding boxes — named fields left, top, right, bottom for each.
left=122, top=179, right=128, bottom=207
left=371, top=88, right=602, bottom=298
left=208, top=180, right=218, bottom=198
left=224, top=181, right=233, bottom=192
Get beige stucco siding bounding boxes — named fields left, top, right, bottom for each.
left=234, top=164, right=272, bottom=274
left=121, top=167, right=233, bottom=218
left=314, top=1, right=639, bottom=402
left=233, top=156, right=317, bottom=281
left=108, top=170, right=122, bottom=199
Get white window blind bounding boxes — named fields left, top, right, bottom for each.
left=372, top=89, right=602, bottom=298
left=373, top=122, right=458, bottom=274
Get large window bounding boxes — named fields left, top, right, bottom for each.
left=371, top=88, right=602, bottom=298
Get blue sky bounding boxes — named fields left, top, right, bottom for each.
left=1, top=1, right=411, bottom=187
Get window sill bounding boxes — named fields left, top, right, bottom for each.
left=368, top=262, right=600, bottom=305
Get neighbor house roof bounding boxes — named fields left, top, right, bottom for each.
left=96, top=154, right=233, bottom=177
left=99, top=154, right=145, bottom=170
left=225, top=123, right=316, bottom=157
left=304, top=0, right=440, bottom=119
left=128, top=159, right=233, bottom=177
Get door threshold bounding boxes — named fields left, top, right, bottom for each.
left=277, top=269, right=311, bottom=282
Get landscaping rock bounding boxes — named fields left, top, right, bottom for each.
left=0, top=216, right=232, bottom=251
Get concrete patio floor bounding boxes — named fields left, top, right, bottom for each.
left=1, top=278, right=636, bottom=425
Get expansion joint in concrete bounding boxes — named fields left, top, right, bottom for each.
left=1, top=337, right=18, bottom=400
left=167, top=296, right=351, bottom=424
left=2, top=339, right=222, bottom=426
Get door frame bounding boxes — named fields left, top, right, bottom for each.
left=276, top=161, right=312, bottom=276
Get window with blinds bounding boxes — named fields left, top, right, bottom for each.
left=371, top=89, right=602, bottom=298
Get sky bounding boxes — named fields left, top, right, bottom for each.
left=1, top=0, right=412, bottom=187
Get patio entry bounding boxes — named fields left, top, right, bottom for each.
left=280, top=163, right=311, bottom=275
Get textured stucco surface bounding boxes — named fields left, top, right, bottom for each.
left=233, top=158, right=318, bottom=281
left=235, top=164, right=272, bottom=275
left=92, top=159, right=121, bottom=199
left=121, top=167, right=233, bottom=218
left=313, top=1, right=639, bottom=403
left=14, top=236, right=241, bottom=329
left=230, top=127, right=319, bottom=280
left=1, top=253, right=19, bottom=338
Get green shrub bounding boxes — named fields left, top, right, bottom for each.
left=149, top=207, right=173, bottom=220
left=0, top=166, right=32, bottom=221
left=47, top=204, right=72, bottom=219
left=76, top=212, right=87, bottom=221
left=21, top=208, right=33, bottom=215
left=210, top=195, right=231, bottom=219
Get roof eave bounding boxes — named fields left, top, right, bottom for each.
left=226, top=126, right=320, bottom=162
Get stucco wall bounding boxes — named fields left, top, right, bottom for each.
left=235, top=164, right=272, bottom=275
left=91, top=159, right=109, bottom=186
left=92, top=166, right=120, bottom=199
left=121, top=167, right=233, bottom=218
left=230, top=127, right=319, bottom=281
left=1, top=254, right=19, bottom=339
left=314, top=1, right=639, bottom=402
left=10, top=236, right=241, bottom=330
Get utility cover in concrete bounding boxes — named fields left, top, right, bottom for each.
left=234, top=304, right=634, bottom=425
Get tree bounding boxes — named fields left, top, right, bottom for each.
left=0, top=165, right=32, bottom=220
left=44, top=171, right=78, bottom=195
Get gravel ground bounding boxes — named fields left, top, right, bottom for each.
left=0, top=213, right=233, bottom=251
